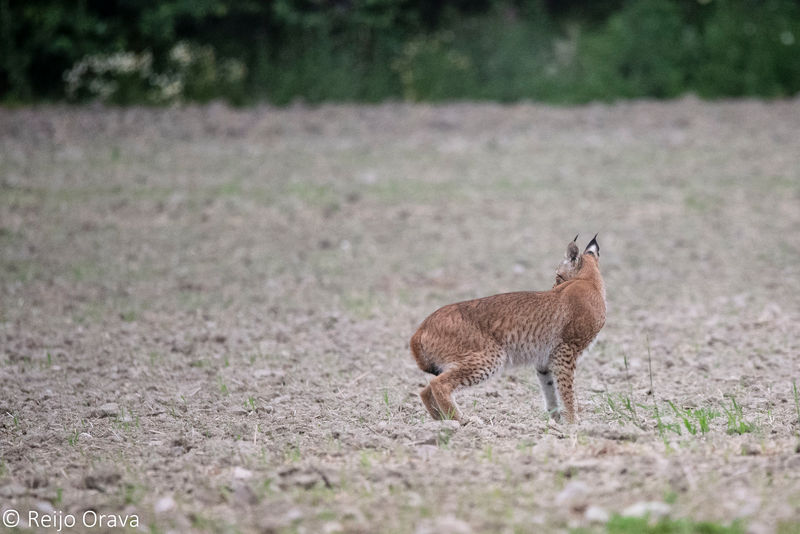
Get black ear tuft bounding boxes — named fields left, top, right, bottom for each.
left=573, top=234, right=579, bottom=243
left=584, top=233, right=599, bottom=257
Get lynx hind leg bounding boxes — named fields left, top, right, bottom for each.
left=428, top=348, right=505, bottom=424
left=420, top=384, right=443, bottom=420
left=549, top=344, right=579, bottom=423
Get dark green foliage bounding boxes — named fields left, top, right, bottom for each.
left=694, top=0, right=800, bottom=97
left=2, top=0, right=800, bottom=104
left=573, top=0, right=693, bottom=100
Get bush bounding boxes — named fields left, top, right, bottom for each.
left=693, top=0, right=800, bottom=97
left=392, top=31, right=476, bottom=101
left=572, top=0, right=694, bottom=101
left=62, top=42, right=246, bottom=105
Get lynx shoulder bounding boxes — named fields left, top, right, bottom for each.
left=410, top=235, right=606, bottom=424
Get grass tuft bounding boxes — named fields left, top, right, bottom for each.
left=722, top=397, right=755, bottom=435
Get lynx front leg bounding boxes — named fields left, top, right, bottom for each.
left=550, top=344, right=579, bottom=423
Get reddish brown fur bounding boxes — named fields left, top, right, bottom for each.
left=410, top=237, right=606, bottom=424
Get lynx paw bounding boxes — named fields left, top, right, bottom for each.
left=457, top=415, right=481, bottom=427
left=549, top=410, right=577, bottom=424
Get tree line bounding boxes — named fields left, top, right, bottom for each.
left=2, top=0, right=799, bottom=104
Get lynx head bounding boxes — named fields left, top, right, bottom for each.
left=554, top=233, right=601, bottom=287
left=554, top=234, right=581, bottom=287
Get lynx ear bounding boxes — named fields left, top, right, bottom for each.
left=584, top=233, right=600, bottom=257
left=566, top=236, right=579, bottom=262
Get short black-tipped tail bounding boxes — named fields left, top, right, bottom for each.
left=411, top=331, right=442, bottom=375
left=425, top=363, right=443, bottom=376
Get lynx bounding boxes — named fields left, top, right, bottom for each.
left=410, top=235, right=606, bottom=424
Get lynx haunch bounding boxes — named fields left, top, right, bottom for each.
left=410, top=235, right=606, bottom=424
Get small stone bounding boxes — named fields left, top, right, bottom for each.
left=285, top=508, right=303, bottom=522
left=622, top=501, right=671, bottom=519
left=322, top=521, right=344, bottom=533
left=155, top=496, right=176, bottom=513
left=585, top=505, right=610, bottom=523
left=415, top=515, right=472, bottom=534
left=0, top=483, right=27, bottom=498
left=232, top=467, right=253, bottom=480
left=35, top=501, right=55, bottom=514
left=756, top=303, right=782, bottom=324
left=406, top=492, right=423, bottom=508
left=555, top=481, right=590, bottom=511
left=90, top=402, right=119, bottom=418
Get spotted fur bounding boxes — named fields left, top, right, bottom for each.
left=410, top=236, right=606, bottom=424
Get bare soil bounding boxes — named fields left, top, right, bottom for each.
left=1, top=98, right=799, bottom=533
